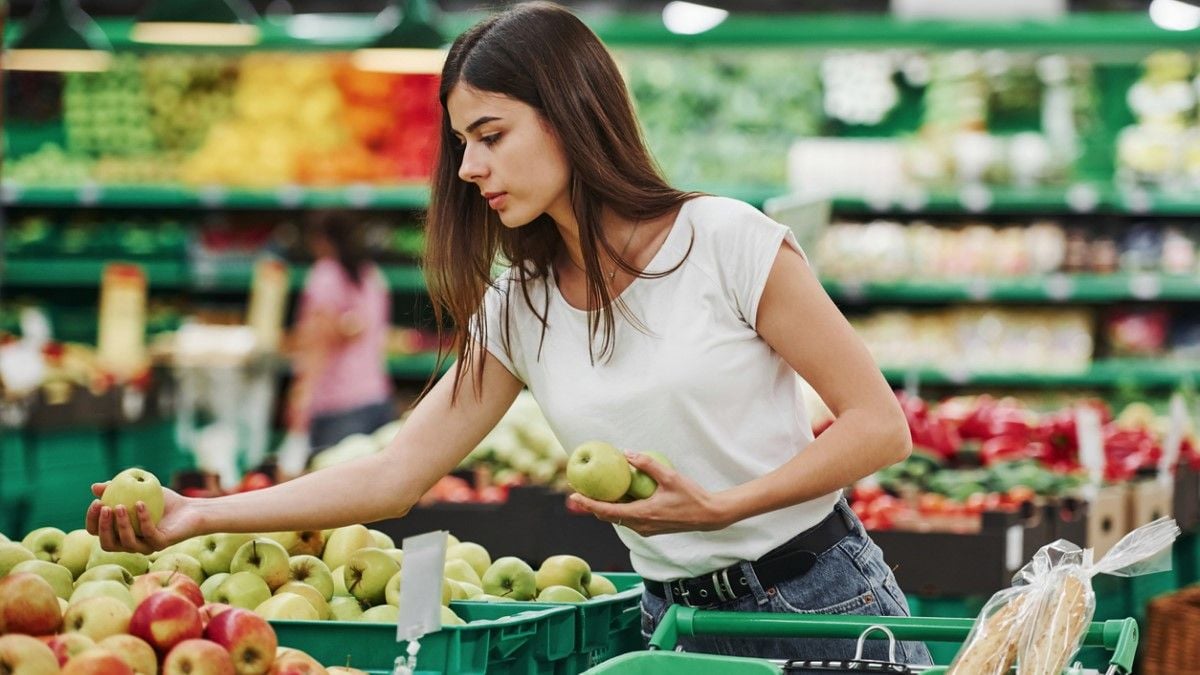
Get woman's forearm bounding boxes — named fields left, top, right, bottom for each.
left=715, top=408, right=911, bottom=526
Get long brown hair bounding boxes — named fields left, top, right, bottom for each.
left=425, top=1, right=699, bottom=400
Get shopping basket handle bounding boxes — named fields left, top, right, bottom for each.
left=647, top=606, right=1139, bottom=674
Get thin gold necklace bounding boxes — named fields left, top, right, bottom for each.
left=569, top=220, right=641, bottom=283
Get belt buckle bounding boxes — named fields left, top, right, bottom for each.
left=711, top=568, right=736, bottom=602
left=669, top=580, right=695, bottom=607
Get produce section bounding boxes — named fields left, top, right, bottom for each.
left=5, top=4, right=1200, bottom=674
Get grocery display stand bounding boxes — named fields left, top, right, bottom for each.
left=585, top=606, right=1139, bottom=674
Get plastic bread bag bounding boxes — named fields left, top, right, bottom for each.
left=949, top=517, right=1180, bottom=675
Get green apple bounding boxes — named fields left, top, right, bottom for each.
left=58, top=530, right=98, bottom=579
left=440, top=606, right=466, bottom=626
left=275, top=582, right=331, bottom=620
left=75, top=564, right=134, bottom=588
left=479, top=594, right=515, bottom=602
left=288, top=555, right=334, bottom=601
left=0, top=541, right=36, bottom=576
left=368, top=530, right=394, bottom=550
left=200, top=572, right=230, bottom=603
left=329, top=595, right=365, bottom=621
left=21, top=527, right=66, bottom=563
left=344, top=548, right=400, bottom=607
left=213, top=571, right=272, bottom=610
left=457, top=582, right=484, bottom=599
left=264, top=530, right=326, bottom=558
left=62, top=595, right=133, bottom=641
left=100, top=468, right=164, bottom=538
left=86, top=549, right=149, bottom=576
left=384, top=571, right=402, bottom=607
left=383, top=549, right=404, bottom=567
left=446, top=543, right=491, bottom=580
left=536, top=585, right=588, bottom=603
left=231, top=538, right=291, bottom=591
left=446, top=533, right=461, bottom=548
left=446, top=580, right=469, bottom=601
left=482, top=557, right=537, bottom=601
left=536, top=555, right=591, bottom=595
left=566, top=441, right=631, bottom=502
left=359, top=604, right=399, bottom=623
left=625, top=451, right=673, bottom=500
left=332, top=566, right=349, bottom=596
left=70, top=580, right=136, bottom=610
left=255, top=592, right=319, bottom=621
left=11, top=559, right=74, bottom=599
left=149, top=552, right=204, bottom=585
left=586, top=574, right=618, bottom=598
left=321, top=525, right=374, bottom=571
left=198, top=533, right=255, bottom=576
left=443, top=559, right=483, bottom=588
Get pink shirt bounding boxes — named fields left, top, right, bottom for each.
left=300, top=258, right=392, bottom=415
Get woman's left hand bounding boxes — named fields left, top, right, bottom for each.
left=569, top=452, right=732, bottom=536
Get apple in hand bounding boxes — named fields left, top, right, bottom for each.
left=287, top=556, right=334, bottom=601
left=62, top=595, right=133, bottom=641
left=60, top=649, right=134, bottom=675
left=150, top=553, right=205, bottom=586
left=481, top=557, right=537, bottom=601
left=212, top=573, right=271, bottom=611
left=535, top=555, right=591, bottom=595
left=100, top=468, right=165, bottom=538
left=129, top=591, right=203, bottom=654
left=446, top=542, right=491, bottom=579
left=344, top=548, right=400, bottom=607
left=566, top=441, right=631, bottom=502
left=11, top=559, right=74, bottom=599
left=0, top=541, right=36, bottom=577
left=254, top=593, right=319, bottom=621
left=203, top=607, right=278, bottom=675
left=58, top=530, right=99, bottom=579
left=38, top=633, right=95, bottom=667
left=586, top=574, right=618, bottom=597
left=231, top=539, right=291, bottom=592
left=131, top=570, right=205, bottom=608
left=97, top=634, right=157, bottom=675
left=0, top=634, right=65, bottom=675
left=163, top=639, right=235, bottom=675
left=0, top=572, right=63, bottom=636
left=625, top=450, right=673, bottom=500
left=274, top=583, right=330, bottom=620
left=21, top=527, right=66, bottom=564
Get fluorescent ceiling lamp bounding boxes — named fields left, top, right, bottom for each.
left=1150, top=0, right=1200, bottom=31
left=662, top=1, right=728, bottom=36
left=353, top=0, right=447, bottom=74
left=132, top=0, right=262, bottom=46
left=287, top=13, right=385, bottom=42
left=5, top=0, right=112, bottom=72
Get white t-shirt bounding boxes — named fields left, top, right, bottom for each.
left=480, top=195, right=841, bottom=581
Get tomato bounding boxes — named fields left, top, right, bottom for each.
left=1006, top=486, right=1037, bottom=505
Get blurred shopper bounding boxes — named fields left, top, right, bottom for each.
left=90, top=3, right=930, bottom=669
left=277, top=210, right=394, bottom=475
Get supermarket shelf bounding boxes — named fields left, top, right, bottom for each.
left=1, top=183, right=432, bottom=210
left=881, top=360, right=1200, bottom=389
left=388, top=352, right=450, bottom=379
left=823, top=273, right=1200, bottom=304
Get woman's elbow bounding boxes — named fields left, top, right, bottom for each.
left=880, top=408, right=912, bottom=465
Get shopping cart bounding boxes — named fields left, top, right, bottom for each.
left=583, top=605, right=1138, bottom=674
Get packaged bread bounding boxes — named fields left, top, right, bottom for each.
left=947, top=589, right=1027, bottom=675
left=1017, top=570, right=1092, bottom=675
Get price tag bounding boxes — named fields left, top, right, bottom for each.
left=1076, top=405, right=1105, bottom=487
left=1044, top=273, right=1074, bottom=301
left=275, top=184, right=305, bottom=208
left=900, top=188, right=929, bottom=212
left=77, top=181, right=103, bottom=206
left=959, top=184, right=993, bottom=213
left=1160, top=393, right=1189, bottom=488
left=966, top=278, right=992, bottom=301
left=1066, top=183, right=1100, bottom=213
left=1129, top=273, right=1162, bottom=300
left=864, top=191, right=892, bottom=213
left=198, top=185, right=227, bottom=207
left=840, top=279, right=866, bottom=303
left=1124, top=188, right=1153, bottom=214
left=1006, top=525, right=1025, bottom=572
left=0, top=181, right=21, bottom=204
left=397, top=531, right=450, bottom=643
left=347, top=183, right=376, bottom=208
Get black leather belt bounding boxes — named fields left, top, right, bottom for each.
left=645, top=504, right=856, bottom=608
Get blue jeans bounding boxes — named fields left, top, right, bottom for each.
left=640, top=500, right=934, bottom=671
left=310, top=399, right=395, bottom=454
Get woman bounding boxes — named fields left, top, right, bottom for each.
left=89, top=3, right=931, bottom=666
left=281, top=210, right=393, bottom=472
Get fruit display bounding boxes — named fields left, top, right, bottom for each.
left=1117, top=50, right=1200, bottom=188
left=5, top=144, right=93, bottom=186
left=63, top=54, right=157, bottom=157
left=141, top=54, right=238, bottom=153
left=850, top=307, right=1094, bottom=374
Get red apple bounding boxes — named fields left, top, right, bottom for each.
left=163, top=640, right=235, bottom=675
left=199, top=603, right=233, bottom=630
left=39, top=633, right=95, bottom=667
left=60, top=649, right=134, bottom=675
left=129, top=591, right=203, bottom=655
left=0, top=634, right=59, bottom=675
left=131, top=571, right=205, bottom=609
left=0, top=573, right=63, bottom=636
left=97, top=635, right=157, bottom=675
left=268, top=651, right=327, bottom=675
left=203, top=608, right=277, bottom=675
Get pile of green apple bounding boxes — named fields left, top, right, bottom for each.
left=461, top=392, right=570, bottom=488
left=63, top=53, right=157, bottom=158
left=567, top=441, right=673, bottom=503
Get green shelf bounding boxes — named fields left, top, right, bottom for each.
left=388, top=352, right=451, bottom=379
left=1, top=183, right=432, bottom=210
left=823, top=273, right=1200, bottom=304
left=2, top=259, right=188, bottom=288
left=882, top=359, right=1200, bottom=389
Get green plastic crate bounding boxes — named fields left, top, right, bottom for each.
left=514, top=572, right=644, bottom=673
left=584, top=651, right=778, bottom=674
left=0, top=429, right=29, bottom=538
left=271, top=602, right=575, bottom=674
left=24, top=430, right=111, bottom=535
left=907, top=595, right=986, bottom=665
left=114, top=421, right=190, bottom=481
left=1175, top=532, right=1199, bottom=586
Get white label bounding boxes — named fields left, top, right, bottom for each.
left=1006, top=524, right=1025, bottom=572
left=276, top=184, right=305, bottom=207
left=1130, top=273, right=1162, bottom=300
left=1066, top=183, right=1100, bottom=213
left=198, top=185, right=227, bottom=207
left=0, top=181, right=21, bottom=204
left=77, top=182, right=103, bottom=206
left=840, top=279, right=866, bottom=303
left=960, top=184, right=993, bottom=212
left=967, top=278, right=992, bottom=301
left=1160, top=393, right=1188, bottom=488
left=347, top=183, right=375, bottom=207
left=1125, top=188, right=1153, bottom=214
left=1076, top=406, right=1105, bottom=487
left=397, top=531, right=450, bottom=642
left=1045, top=274, right=1074, bottom=301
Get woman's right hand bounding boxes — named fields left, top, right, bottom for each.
left=85, top=483, right=202, bottom=554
